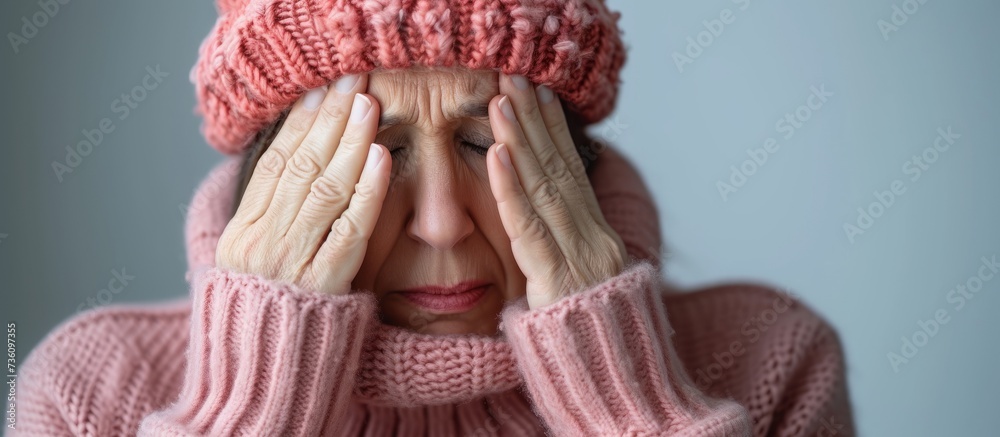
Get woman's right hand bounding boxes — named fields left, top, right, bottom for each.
left=216, top=73, right=390, bottom=296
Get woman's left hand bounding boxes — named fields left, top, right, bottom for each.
left=486, top=73, right=628, bottom=310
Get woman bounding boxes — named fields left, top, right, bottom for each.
left=13, top=0, right=854, bottom=435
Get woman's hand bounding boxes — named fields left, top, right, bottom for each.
left=216, top=74, right=391, bottom=295
left=486, top=73, right=628, bottom=309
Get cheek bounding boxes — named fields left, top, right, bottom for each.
left=465, top=173, right=527, bottom=300
left=353, top=191, right=407, bottom=290
left=468, top=182, right=507, bottom=251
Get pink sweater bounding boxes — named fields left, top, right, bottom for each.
left=10, top=147, right=854, bottom=436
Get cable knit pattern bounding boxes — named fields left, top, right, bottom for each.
left=353, top=323, right=522, bottom=406
left=9, top=148, right=855, bottom=436
left=501, top=261, right=752, bottom=436
left=193, top=0, right=627, bottom=154
left=137, top=269, right=377, bottom=436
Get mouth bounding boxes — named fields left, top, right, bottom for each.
left=396, top=281, right=491, bottom=314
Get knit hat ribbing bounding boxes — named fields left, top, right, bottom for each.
left=192, top=0, right=627, bottom=155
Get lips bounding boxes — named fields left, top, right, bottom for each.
left=397, top=281, right=490, bottom=313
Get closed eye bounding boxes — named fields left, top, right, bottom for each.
left=459, top=140, right=489, bottom=156
left=387, top=140, right=488, bottom=158
left=383, top=137, right=493, bottom=158
left=460, top=131, right=494, bottom=157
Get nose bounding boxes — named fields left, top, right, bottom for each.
left=406, top=158, right=475, bottom=251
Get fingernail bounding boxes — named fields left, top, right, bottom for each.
left=349, top=94, right=372, bottom=124
left=511, top=74, right=529, bottom=90
left=496, top=143, right=512, bottom=169
left=499, top=95, right=516, bottom=121
left=535, top=85, right=554, bottom=104
left=335, top=74, right=359, bottom=93
left=364, top=143, right=383, bottom=173
left=303, top=86, right=327, bottom=110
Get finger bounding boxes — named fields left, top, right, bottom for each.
left=266, top=74, right=369, bottom=231
left=499, top=74, right=589, bottom=211
left=289, top=92, right=380, bottom=241
left=489, top=93, right=577, bottom=238
left=234, top=85, right=329, bottom=223
left=313, top=143, right=391, bottom=294
left=486, top=143, right=563, bottom=282
left=532, top=83, right=607, bottom=227
left=500, top=74, right=598, bottom=235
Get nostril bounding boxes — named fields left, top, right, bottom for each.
left=407, top=199, right=475, bottom=251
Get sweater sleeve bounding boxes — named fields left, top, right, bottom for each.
left=500, top=261, right=752, bottom=436
left=137, top=267, right=377, bottom=436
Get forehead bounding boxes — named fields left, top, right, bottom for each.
left=368, top=67, right=498, bottom=98
left=367, top=68, right=498, bottom=127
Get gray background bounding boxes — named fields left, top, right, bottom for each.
left=2, top=0, right=998, bottom=435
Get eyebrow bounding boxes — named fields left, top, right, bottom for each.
left=378, top=102, right=491, bottom=130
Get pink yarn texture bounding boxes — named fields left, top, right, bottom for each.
left=12, top=147, right=855, bottom=435
left=192, top=0, right=627, bottom=155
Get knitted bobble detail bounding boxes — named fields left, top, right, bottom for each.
left=193, top=0, right=626, bottom=155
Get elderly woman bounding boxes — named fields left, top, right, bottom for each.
left=13, top=0, right=854, bottom=436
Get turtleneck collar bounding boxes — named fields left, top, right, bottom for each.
left=182, top=145, right=662, bottom=406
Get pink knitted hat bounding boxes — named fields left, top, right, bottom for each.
left=191, top=0, right=627, bottom=155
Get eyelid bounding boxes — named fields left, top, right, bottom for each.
left=376, top=127, right=494, bottom=151
left=463, top=130, right=495, bottom=147
left=378, top=132, right=403, bottom=145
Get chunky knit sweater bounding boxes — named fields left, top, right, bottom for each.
left=10, top=147, right=854, bottom=436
